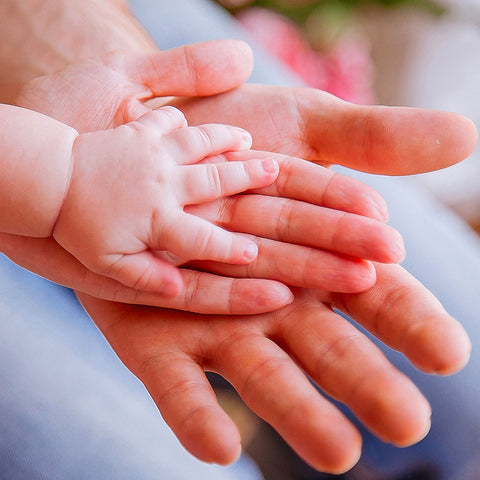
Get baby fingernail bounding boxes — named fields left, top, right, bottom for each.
left=240, top=131, right=252, bottom=147
left=243, top=242, right=258, bottom=262
left=262, top=158, right=278, bottom=174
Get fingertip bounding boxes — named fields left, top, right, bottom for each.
left=181, top=409, right=242, bottom=466
left=368, top=190, right=389, bottom=223
left=160, top=275, right=184, bottom=297
left=242, top=241, right=259, bottom=264
left=254, top=281, right=294, bottom=313
left=261, top=157, right=280, bottom=177
left=226, top=39, right=254, bottom=83
left=388, top=397, right=432, bottom=448
left=152, top=259, right=184, bottom=297
left=389, top=228, right=406, bottom=263
left=340, top=259, right=377, bottom=293
left=375, top=226, right=406, bottom=264
left=276, top=283, right=295, bottom=307
left=451, top=113, right=478, bottom=163
left=214, top=443, right=243, bottom=467
left=425, top=321, right=472, bottom=376
left=194, top=40, right=254, bottom=94
left=409, top=109, right=478, bottom=173
left=307, top=423, right=363, bottom=475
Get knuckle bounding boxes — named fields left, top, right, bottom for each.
left=204, top=163, right=223, bottom=197
left=193, top=126, right=213, bottom=151
left=158, top=106, right=186, bottom=124
left=192, top=226, right=214, bottom=258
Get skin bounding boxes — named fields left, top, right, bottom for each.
left=0, top=0, right=476, bottom=474
left=4, top=48, right=408, bottom=309
left=55, top=108, right=281, bottom=295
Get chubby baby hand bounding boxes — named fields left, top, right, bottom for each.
left=53, top=107, right=280, bottom=296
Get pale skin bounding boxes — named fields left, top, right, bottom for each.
left=0, top=97, right=406, bottom=308
left=0, top=0, right=477, bottom=474
left=0, top=103, right=284, bottom=295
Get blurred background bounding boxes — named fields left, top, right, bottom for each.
left=212, top=0, right=480, bottom=234
left=208, top=1, right=480, bottom=478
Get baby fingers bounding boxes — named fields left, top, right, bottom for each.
left=177, top=157, right=279, bottom=205
left=160, top=214, right=260, bottom=265
left=134, top=106, right=187, bottom=132
left=101, top=251, right=183, bottom=295
left=164, top=123, right=254, bottom=164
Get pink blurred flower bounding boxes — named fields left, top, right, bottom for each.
left=237, top=7, right=375, bottom=104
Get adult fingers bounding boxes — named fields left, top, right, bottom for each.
left=330, top=263, right=472, bottom=375
left=105, top=40, right=253, bottom=97
left=178, top=158, right=279, bottom=205
left=173, top=272, right=293, bottom=314
left=275, top=289, right=432, bottom=447
left=193, top=193, right=405, bottom=263
left=303, top=98, right=478, bottom=175
left=224, top=151, right=389, bottom=221
left=214, top=329, right=362, bottom=474
left=0, top=233, right=292, bottom=314
left=193, top=237, right=377, bottom=293
left=135, top=353, right=242, bottom=465
left=0, top=234, right=293, bottom=315
left=76, top=297, right=242, bottom=466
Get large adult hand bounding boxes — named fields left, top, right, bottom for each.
left=78, top=262, right=470, bottom=473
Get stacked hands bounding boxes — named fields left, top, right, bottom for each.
left=1, top=39, right=476, bottom=473
left=0, top=102, right=405, bottom=309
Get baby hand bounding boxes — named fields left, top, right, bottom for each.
left=53, top=107, right=280, bottom=296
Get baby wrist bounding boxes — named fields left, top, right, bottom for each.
left=0, top=105, right=79, bottom=237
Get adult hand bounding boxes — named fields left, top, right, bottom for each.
left=174, top=83, right=477, bottom=175
left=78, top=262, right=470, bottom=473
left=6, top=34, right=476, bottom=474
left=4, top=43, right=405, bottom=312
left=15, top=40, right=254, bottom=133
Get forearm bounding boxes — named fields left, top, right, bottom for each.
left=0, top=104, right=78, bottom=236
left=0, top=0, right=156, bottom=103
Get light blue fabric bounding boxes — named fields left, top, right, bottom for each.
left=0, top=254, right=263, bottom=480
